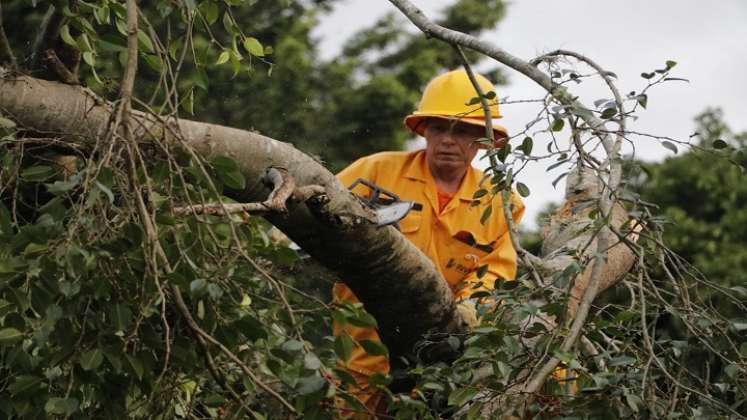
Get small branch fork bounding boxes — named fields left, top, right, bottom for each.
left=171, top=167, right=326, bottom=218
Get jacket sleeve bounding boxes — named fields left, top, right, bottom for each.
left=455, top=192, right=526, bottom=301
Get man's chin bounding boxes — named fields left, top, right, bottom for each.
left=433, top=160, right=466, bottom=172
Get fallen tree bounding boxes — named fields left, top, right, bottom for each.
left=2, top=1, right=744, bottom=418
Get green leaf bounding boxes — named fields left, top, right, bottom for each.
left=199, top=1, right=219, bottom=24
left=190, top=278, right=207, bottom=296
left=520, top=136, right=533, bottom=155
left=472, top=189, right=488, bottom=199
left=211, top=155, right=245, bottom=190
left=60, top=25, right=78, bottom=48
left=0, top=327, right=23, bottom=345
left=304, top=352, right=322, bottom=370
left=665, top=60, right=677, bottom=70
left=0, top=115, right=16, bottom=128
left=448, top=386, right=478, bottom=407
left=142, top=54, right=163, bottom=73
left=516, top=182, right=530, bottom=197
left=713, top=139, right=728, bottom=149
left=360, top=340, right=388, bottom=358
left=281, top=339, right=304, bottom=352
left=222, top=11, right=238, bottom=35
left=480, top=204, right=493, bottom=225
left=347, top=311, right=377, bottom=329
left=46, top=178, right=80, bottom=194
left=368, top=373, right=392, bottom=387
left=334, top=333, right=355, bottom=363
left=125, top=354, right=144, bottom=380
left=243, top=37, right=265, bottom=57
left=95, top=180, right=114, bottom=203
left=724, top=363, right=740, bottom=379
left=76, top=33, right=93, bottom=53
left=641, top=72, right=655, bottom=79
left=237, top=315, right=268, bottom=341
left=466, top=96, right=481, bottom=106
left=496, top=143, right=511, bottom=163
left=661, top=141, right=678, bottom=154
left=182, top=88, right=195, bottom=115
left=476, top=264, right=488, bottom=279
left=7, top=375, right=43, bottom=395
left=601, top=107, right=617, bottom=119
left=109, top=304, right=132, bottom=331
left=636, top=94, right=648, bottom=109
left=551, top=118, right=564, bottom=132
left=216, top=50, right=230, bottom=65
left=21, top=165, right=56, bottom=181
left=137, top=29, right=154, bottom=53
left=730, top=319, right=747, bottom=331
left=80, top=348, right=104, bottom=370
left=297, top=375, right=326, bottom=395
left=45, top=397, right=79, bottom=415
left=422, top=382, right=445, bottom=391
left=608, top=355, right=636, bottom=367
left=82, top=51, right=95, bottom=67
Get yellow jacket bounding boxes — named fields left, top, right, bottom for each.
left=333, top=150, right=524, bottom=376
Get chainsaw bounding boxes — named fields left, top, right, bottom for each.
left=348, top=178, right=421, bottom=227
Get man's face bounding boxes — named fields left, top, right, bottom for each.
left=423, top=118, right=482, bottom=175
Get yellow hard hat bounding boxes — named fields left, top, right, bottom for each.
left=404, top=69, right=508, bottom=147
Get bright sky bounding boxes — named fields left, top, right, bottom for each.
left=314, top=0, right=747, bottom=227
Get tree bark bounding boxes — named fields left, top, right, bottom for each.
left=0, top=73, right=468, bottom=361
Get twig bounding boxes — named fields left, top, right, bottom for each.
left=42, top=49, right=78, bottom=84
left=171, top=167, right=295, bottom=216
left=120, top=0, right=138, bottom=112
left=452, top=43, right=545, bottom=286
left=30, top=5, right=64, bottom=71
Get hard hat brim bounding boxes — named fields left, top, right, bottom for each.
left=403, top=114, right=509, bottom=148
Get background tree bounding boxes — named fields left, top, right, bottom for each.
left=637, top=108, right=747, bottom=310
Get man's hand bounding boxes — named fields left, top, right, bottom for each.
left=456, top=300, right=479, bottom=328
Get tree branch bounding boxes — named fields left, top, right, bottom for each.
left=0, top=74, right=469, bottom=363
left=172, top=167, right=299, bottom=216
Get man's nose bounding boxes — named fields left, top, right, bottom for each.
left=438, top=131, right=457, bottom=145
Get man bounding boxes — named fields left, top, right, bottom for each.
left=333, top=69, right=524, bottom=417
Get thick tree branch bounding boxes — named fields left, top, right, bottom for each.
left=0, top=74, right=469, bottom=363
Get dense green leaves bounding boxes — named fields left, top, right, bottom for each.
left=0, top=327, right=23, bottom=345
